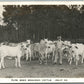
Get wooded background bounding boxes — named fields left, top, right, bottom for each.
left=0, top=5, right=84, bottom=43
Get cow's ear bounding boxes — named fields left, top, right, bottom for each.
left=75, top=46, right=78, bottom=49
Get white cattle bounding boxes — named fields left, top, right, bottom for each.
left=40, top=39, right=56, bottom=62
left=64, top=40, right=71, bottom=46
left=8, top=43, right=18, bottom=47
left=44, top=38, right=48, bottom=43
left=21, top=41, right=31, bottom=61
left=62, top=45, right=73, bottom=65
left=25, top=45, right=31, bottom=61
left=45, top=43, right=56, bottom=60
left=31, top=43, right=40, bottom=58
left=31, top=42, right=47, bottom=64
left=68, top=43, right=84, bottom=66
left=26, top=40, right=31, bottom=44
left=0, top=44, right=23, bottom=69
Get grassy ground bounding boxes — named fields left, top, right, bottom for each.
left=0, top=58, right=84, bottom=78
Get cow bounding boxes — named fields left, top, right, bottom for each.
left=63, top=43, right=84, bottom=66
left=0, top=44, right=24, bottom=69
left=71, top=43, right=84, bottom=66
left=33, top=42, right=47, bottom=64
left=21, top=41, right=31, bottom=61
left=62, top=45, right=73, bottom=65
left=39, top=39, right=57, bottom=64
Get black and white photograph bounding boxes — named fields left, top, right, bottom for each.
left=0, top=3, right=84, bottom=79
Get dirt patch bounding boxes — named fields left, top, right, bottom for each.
left=0, top=59, right=84, bottom=78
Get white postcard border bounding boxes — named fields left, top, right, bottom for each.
left=0, top=1, right=84, bottom=83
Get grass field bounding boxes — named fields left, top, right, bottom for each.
left=0, top=58, right=84, bottom=78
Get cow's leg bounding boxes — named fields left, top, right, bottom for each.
left=81, top=54, right=84, bottom=64
left=75, top=55, right=79, bottom=66
left=39, top=57, right=42, bottom=64
left=26, top=54, right=28, bottom=61
left=74, top=57, right=76, bottom=62
left=29, top=51, right=32, bottom=61
left=81, top=56, right=83, bottom=64
left=34, top=51, right=36, bottom=57
left=52, top=51, right=55, bottom=62
left=39, top=53, right=43, bottom=64
left=0, top=62, right=1, bottom=69
left=18, top=56, right=21, bottom=68
left=68, top=54, right=72, bottom=65
left=32, top=52, right=34, bottom=60
left=76, top=59, right=78, bottom=66
left=26, top=51, right=28, bottom=61
left=69, top=58, right=72, bottom=65
left=15, top=57, right=18, bottom=67
left=73, top=55, right=76, bottom=63
left=1, top=57, right=5, bottom=68
left=47, top=54, right=49, bottom=59
left=45, top=53, right=48, bottom=64
left=0, top=58, right=2, bottom=69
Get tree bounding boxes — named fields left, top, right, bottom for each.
left=1, top=5, right=84, bottom=42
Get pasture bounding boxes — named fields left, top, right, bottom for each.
left=0, top=58, right=84, bottom=78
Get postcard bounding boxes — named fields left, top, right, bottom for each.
left=0, top=1, right=83, bottom=83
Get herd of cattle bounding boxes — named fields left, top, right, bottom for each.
left=0, top=38, right=84, bottom=69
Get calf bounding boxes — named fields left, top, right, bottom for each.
left=0, top=44, right=23, bottom=69
left=21, top=42, right=31, bottom=61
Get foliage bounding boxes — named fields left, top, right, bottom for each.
left=0, top=5, right=84, bottom=42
